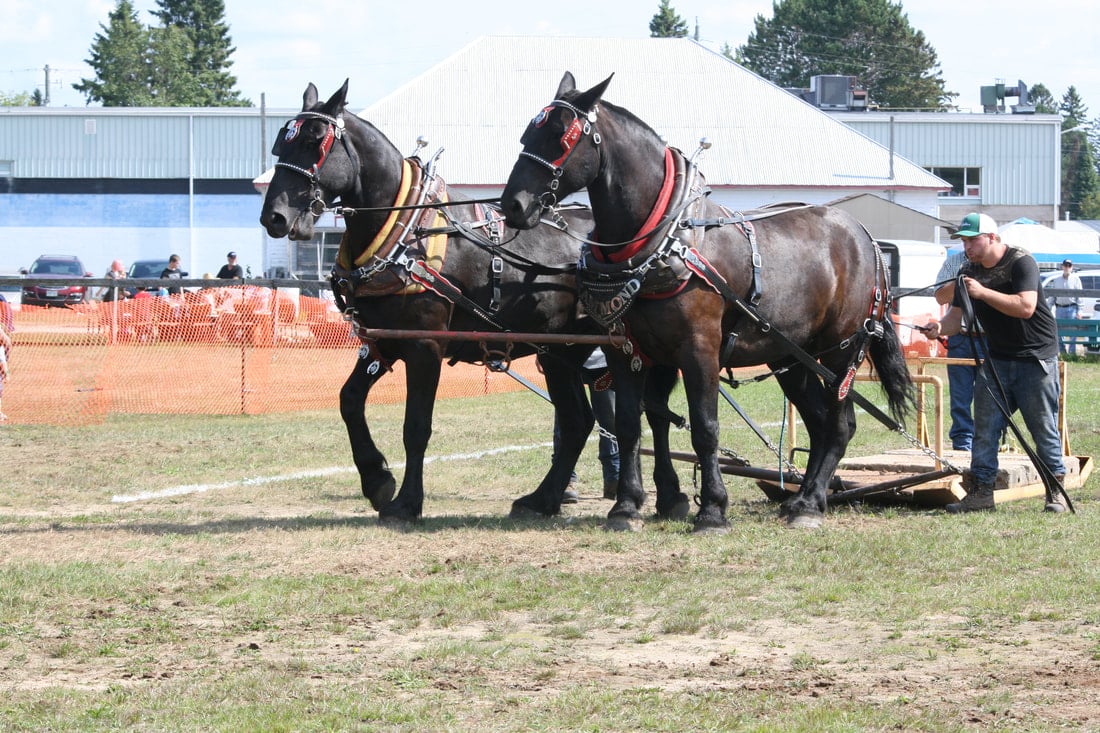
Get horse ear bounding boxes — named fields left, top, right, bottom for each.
left=554, top=71, right=577, bottom=98
left=575, top=73, right=614, bottom=112
left=303, top=83, right=319, bottom=111
left=324, top=79, right=350, bottom=113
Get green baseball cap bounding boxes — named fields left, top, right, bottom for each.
left=950, top=212, right=998, bottom=239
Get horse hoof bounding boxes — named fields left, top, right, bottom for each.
left=786, top=513, right=824, bottom=530
left=656, top=498, right=692, bottom=521
left=377, top=512, right=417, bottom=529
left=364, top=476, right=396, bottom=512
left=509, top=502, right=551, bottom=520
left=604, top=515, right=644, bottom=532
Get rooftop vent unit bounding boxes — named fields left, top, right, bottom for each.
left=784, top=75, right=867, bottom=111
left=981, top=79, right=1035, bottom=114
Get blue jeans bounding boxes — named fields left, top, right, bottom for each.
left=1054, top=304, right=1079, bottom=353
left=552, top=384, right=619, bottom=485
left=588, top=385, right=620, bottom=484
left=970, top=356, right=1065, bottom=487
left=945, top=334, right=984, bottom=450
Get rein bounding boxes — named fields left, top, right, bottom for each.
left=326, top=196, right=503, bottom=216
left=524, top=101, right=904, bottom=429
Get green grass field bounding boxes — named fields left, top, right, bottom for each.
left=1, top=359, right=1099, bottom=731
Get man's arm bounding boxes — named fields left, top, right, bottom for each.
left=963, top=276, right=1038, bottom=319
left=923, top=307, right=964, bottom=339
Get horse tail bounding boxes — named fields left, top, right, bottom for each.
left=868, top=317, right=915, bottom=424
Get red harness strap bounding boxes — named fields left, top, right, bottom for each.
left=313, top=123, right=337, bottom=173
left=594, top=148, right=677, bottom=264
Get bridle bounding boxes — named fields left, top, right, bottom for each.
left=272, top=110, right=348, bottom=216
left=518, top=99, right=601, bottom=209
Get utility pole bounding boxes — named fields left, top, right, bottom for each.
left=43, top=64, right=51, bottom=106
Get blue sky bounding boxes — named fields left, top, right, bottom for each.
left=2, top=0, right=1098, bottom=116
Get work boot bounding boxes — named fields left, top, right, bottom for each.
left=562, top=476, right=580, bottom=504
left=946, top=484, right=995, bottom=513
left=603, top=478, right=618, bottom=500
left=1045, top=475, right=1068, bottom=513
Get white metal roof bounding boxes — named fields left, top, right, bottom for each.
left=356, top=36, right=946, bottom=192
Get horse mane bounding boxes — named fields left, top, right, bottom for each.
left=561, top=91, right=663, bottom=143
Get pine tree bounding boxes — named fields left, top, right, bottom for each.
left=73, top=0, right=155, bottom=106
left=649, top=0, right=688, bottom=38
left=1060, top=87, right=1099, bottom=220
left=152, top=0, right=249, bottom=106
left=147, top=25, right=203, bottom=105
left=732, top=0, right=955, bottom=110
left=1027, top=83, right=1058, bottom=115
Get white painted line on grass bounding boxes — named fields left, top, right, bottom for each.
left=110, top=441, right=554, bottom=504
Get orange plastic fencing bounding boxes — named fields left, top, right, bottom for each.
left=0, top=286, right=549, bottom=426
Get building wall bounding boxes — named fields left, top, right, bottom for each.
left=835, top=111, right=1062, bottom=228
left=0, top=107, right=294, bottom=277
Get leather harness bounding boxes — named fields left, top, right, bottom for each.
left=573, top=145, right=893, bottom=410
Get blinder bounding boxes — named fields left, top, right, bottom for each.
left=519, top=100, right=599, bottom=176
left=270, top=111, right=346, bottom=179
left=270, top=119, right=304, bottom=156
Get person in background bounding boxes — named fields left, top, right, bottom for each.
left=934, top=241, right=985, bottom=451
left=555, top=348, right=620, bottom=503
left=1048, top=258, right=1083, bottom=354
left=97, top=259, right=127, bottom=302
left=217, top=251, right=244, bottom=280
left=160, top=254, right=185, bottom=295
left=923, top=212, right=1068, bottom=514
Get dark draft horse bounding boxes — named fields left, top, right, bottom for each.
left=260, top=80, right=690, bottom=523
left=501, top=72, right=914, bottom=531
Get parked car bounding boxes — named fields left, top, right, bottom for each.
left=1042, top=269, right=1100, bottom=319
left=127, top=259, right=172, bottom=294
left=0, top=272, right=22, bottom=309
left=21, top=255, right=92, bottom=307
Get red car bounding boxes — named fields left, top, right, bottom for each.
left=21, top=255, right=93, bottom=307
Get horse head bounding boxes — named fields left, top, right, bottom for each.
left=260, top=80, right=363, bottom=240
left=501, top=71, right=613, bottom=230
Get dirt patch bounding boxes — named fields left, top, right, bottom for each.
left=3, top=489, right=1099, bottom=730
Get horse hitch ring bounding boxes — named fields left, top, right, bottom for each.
left=481, top=341, right=515, bottom=372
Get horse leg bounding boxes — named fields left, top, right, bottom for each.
left=378, top=346, right=442, bottom=523
left=645, top=365, right=691, bottom=520
left=604, top=359, right=648, bottom=531
left=775, top=365, right=855, bottom=529
left=510, top=353, right=593, bottom=518
left=679, top=359, right=730, bottom=534
left=339, top=348, right=396, bottom=512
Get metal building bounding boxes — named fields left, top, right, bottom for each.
left=0, top=105, right=295, bottom=278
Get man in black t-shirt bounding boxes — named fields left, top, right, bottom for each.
left=160, top=254, right=184, bottom=295
left=217, top=251, right=244, bottom=280
left=924, top=213, right=1067, bottom=514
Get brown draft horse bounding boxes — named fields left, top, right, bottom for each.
left=501, top=72, right=914, bottom=531
left=260, top=80, right=690, bottom=522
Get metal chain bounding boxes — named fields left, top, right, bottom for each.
left=889, top=420, right=965, bottom=474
